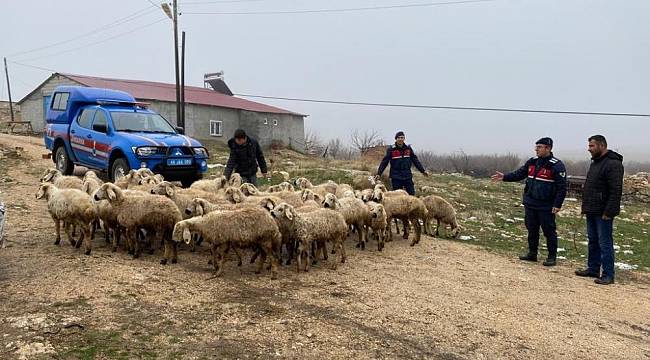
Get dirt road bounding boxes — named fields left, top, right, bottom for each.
left=0, top=134, right=648, bottom=359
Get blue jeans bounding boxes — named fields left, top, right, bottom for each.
left=391, top=178, right=415, bottom=195
left=242, top=174, right=257, bottom=186
left=524, top=207, right=558, bottom=258
left=586, top=214, right=615, bottom=278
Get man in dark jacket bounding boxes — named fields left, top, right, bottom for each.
left=377, top=131, right=428, bottom=195
left=492, top=137, right=567, bottom=266
left=575, top=135, right=624, bottom=285
left=223, top=129, right=268, bottom=186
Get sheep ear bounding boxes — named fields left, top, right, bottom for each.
left=42, top=172, right=53, bottom=182
left=82, top=182, right=89, bottom=194
left=284, top=206, right=294, bottom=220
left=107, top=188, right=116, bottom=201
left=336, top=200, right=342, bottom=209
left=182, top=228, right=192, bottom=244
left=165, top=185, right=174, bottom=197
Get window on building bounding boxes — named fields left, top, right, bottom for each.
left=51, top=92, right=70, bottom=111
left=272, top=119, right=278, bottom=126
left=210, top=120, right=222, bottom=137
left=263, top=118, right=268, bottom=125
left=77, top=108, right=95, bottom=129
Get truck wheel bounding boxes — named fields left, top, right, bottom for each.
left=55, top=146, right=74, bottom=175
left=111, top=158, right=130, bottom=182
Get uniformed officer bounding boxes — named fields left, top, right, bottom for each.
left=492, top=137, right=567, bottom=266
left=377, top=131, right=428, bottom=195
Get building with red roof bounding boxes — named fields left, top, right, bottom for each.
left=18, top=73, right=306, bottom=151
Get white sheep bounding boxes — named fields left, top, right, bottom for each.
left=172, top=207, right=282, bottom=279
left=40, top=168, right=83, bottom=190
left=365, top=201, right=388, bottom=251
left=421, top=195, right=461, bottom=238
left=372, top=190, right=427, bottom=246
left=270, top=203, right=348, bottom=272
left=321, top=193, right=370, bottom=249
left=36, top=183, right=96, bottom=255
left=151, top=181, right=227, bottom=218
left=94, top=183, right=182, bottom=263
left=294, top=177, right=337, bottom=199
left=190, top=176, right=227, bottom=194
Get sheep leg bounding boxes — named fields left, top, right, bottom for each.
left=111, top=227, right=120, bottom=252
left=411, top=218, right=422, bottom=246
left=304, top=250, right=311, bottom=272
left=132, top=229, right=141, bottom=259
left=82, top=226, right=92, bottom=255
left=435, top=219, right=441, bottom=237
left=190, top=234, right=198, bottom=253
left=216, top=244, right=228, bottom=277
left=64, top=223, right=76, bottom=246
left=74, top=224, right=85, bottom=249
left=250, top=248, right=261, bottom=264
left=255, top=249, right=267, bottom=274
left=377, top=228, right=384, bottom=251
left=401, top=217, right=410, bottom=239
left=319, top=241, right=328, bottom=261
left=53, top=218, right=61, bottom=245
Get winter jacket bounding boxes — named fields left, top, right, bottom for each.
left=224, top=137, right=268, bottom=179
left=503, top=153, right=567, bottom=210
left=377, top=143, right=426, bottom=181
left=581, top=150, right=624, bottom=217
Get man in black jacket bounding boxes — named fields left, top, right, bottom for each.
left=575, top=135, right=624, bottom=285
left=492, top=137, right=567, bottom=266
left=223, top=129, right=268, bottom=186
left=377, top=131, right=428, bottom=196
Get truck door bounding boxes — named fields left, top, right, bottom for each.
left=86, top=109, right=111, bottom=169
left=69, top=107, right=96, bottom=165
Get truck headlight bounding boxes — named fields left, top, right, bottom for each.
left=133, top=146, right=158, bottom=157
left=193, top=147, right=209, bottom=157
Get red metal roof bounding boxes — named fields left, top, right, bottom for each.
left=59, top=73, right=305, bottom=116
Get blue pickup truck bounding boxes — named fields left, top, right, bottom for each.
left=44, top=86, right=208, bottom=186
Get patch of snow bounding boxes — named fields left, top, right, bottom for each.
left=613, top=245, right=620, bottom=250
left=557, top=256, right=567, bottom=260
left=615, top=262, right=638, bottom=271
left=459, top=235, right=473, bottom=241
left=505, top=218, right=515, bottom=223
left=565, top=198, right=578, bottom=202
left=207, top=163, right=225, bottom=169
left=622, top=250, right=634, bottom=255
left=557, top=248, right=566, bottom=252
left=513, top=217, right=524, bottom=222
left=495, top=212, right=504, bottom=217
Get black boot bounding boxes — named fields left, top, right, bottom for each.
left=542, top=257, right=556, bottom=266
left=575, top=268, right=599, bottom=278
left=519, top=253, right=537, bottom=262
left=594, top=277, right=615, bottom=285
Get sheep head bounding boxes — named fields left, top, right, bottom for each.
left=240, top=183, right=259, bottom=196
left=229, top=173, right=242, bottom=187
left=452, top=225, right=462, bottom=238
left=151, top=181, right=176, bottom=197
left=94, top=183, right=121, bottom=202
left=374, top=183, right=388, bottom=193
left=172, top=221, right=193, bottom=244
left=40, top=168, right=61, bottom=183
left=259, top=197, right=278, bottom=212
left=358, top=189, right=373, bottom=202
left=279, top=181, right=294, bottom=191
left=295, top=177, right=312, bottom=190
left=35, top=183, right=54, bottom=200
left=215, top=176, right=227, bottom=189
left=271, top=202, right=297, bottom=222
left=224, top=187, right=244, bottom=204
left=301, top=189, right=316, bottom=202
left=371, top=189, right=384, bottom=203
left=322, top=193, right=341, bottom=210
left=83, top=171, right=99, bottom=181
left=367, top=202, right=386, bottom=220
left=186, top=198, right=210, bottom=217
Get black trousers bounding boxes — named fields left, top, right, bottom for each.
left=524, top=206, right=558, bottom=258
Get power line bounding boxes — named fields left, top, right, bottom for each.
left=183, top=0, right=495, bottom=15
left=16, top=18, right=169, bottom=63
left=8, top=7, right=160, bottom=58
left=234, top=93, right=650, bottom=118
left=182, top=0, right=267, bottom=4
left=146, top=0, right=162, bottom=8
left=8, top=61, right=58, bottom=73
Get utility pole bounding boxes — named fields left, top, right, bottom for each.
left=180, top=31, right=185, bottom=131
left=3, top=58, right=15, bottom=122
left=172, top=0, right=182, bottom=129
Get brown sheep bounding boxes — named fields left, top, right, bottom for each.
left=422, top=195, right=461, bottom=238
left=365, top=201, right=388, bottom=251
left=372, top=190, right=427, bottom=246
left=190, top=176, right=227, bottom=194
left=94, top=183, right=182, bottom=263
left=172, top=207, right=282, bottom=279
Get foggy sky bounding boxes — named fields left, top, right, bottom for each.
left=1, top=0, right=648, bottom=160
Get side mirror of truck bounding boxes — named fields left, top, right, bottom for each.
left=93, top=123, right=108, bottom=133
left=175, top=126, right=184, bottom=135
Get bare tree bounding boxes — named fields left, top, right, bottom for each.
left=326, top=138, right=343, bottom=159
left=304, top=130, right=324, bottom=156
left=449, top=149, right=471, bottom=174
left=350, top=129, right=383, bottom=155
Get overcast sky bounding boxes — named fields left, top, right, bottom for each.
left=1, top=0, right=648, bottom=160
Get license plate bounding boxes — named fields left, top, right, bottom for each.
left=167, top=158, right=192, bottom=166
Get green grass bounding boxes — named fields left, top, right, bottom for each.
left=418, top=174, right=650, bottom=272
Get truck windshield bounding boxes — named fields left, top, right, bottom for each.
left=110, top=111, right=176, bottom=133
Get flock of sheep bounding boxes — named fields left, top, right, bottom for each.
left=36, top=168, right=461, bottom=279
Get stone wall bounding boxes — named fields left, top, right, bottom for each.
left=0, top=101, right=20, bottom=122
